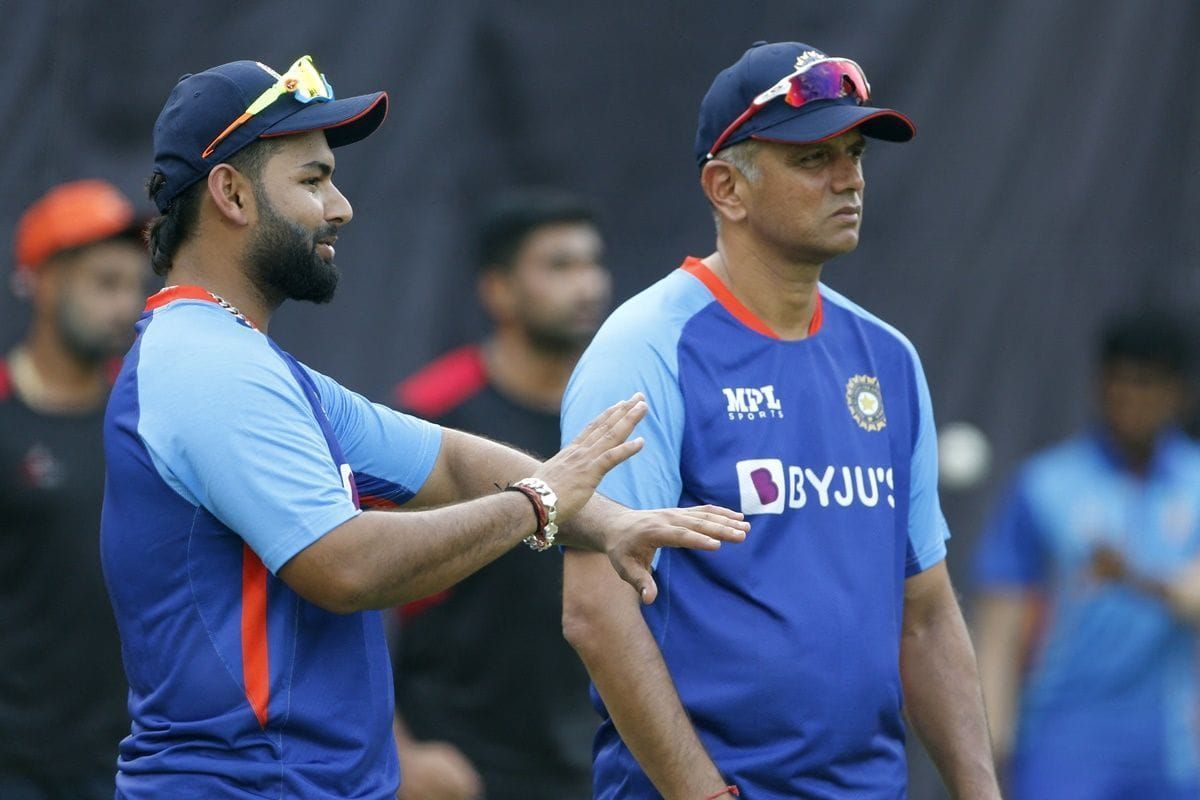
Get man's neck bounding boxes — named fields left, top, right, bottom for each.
left=8, top=324, right=107, bottom=412
left=168, top=244, right=275, bottom=332
left=483, top=330, right=580, bottom=413
left=704, top=237, right=822, bottom=341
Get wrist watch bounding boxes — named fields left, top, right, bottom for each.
left=510, top=477, right=559, bottom=551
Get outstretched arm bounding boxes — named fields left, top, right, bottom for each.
left=901, top=561, right=1002, bottom=800
left=280, top=396, right=747, bottom=612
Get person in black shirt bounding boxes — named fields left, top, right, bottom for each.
left=392, top=189, right=611, bottom=800
left=0, top=180, right=147, bottom=799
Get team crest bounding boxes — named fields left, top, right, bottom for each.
left=846, top=375, right=886, bottom=432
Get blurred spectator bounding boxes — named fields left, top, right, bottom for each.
left=390, top=188, right=611, bottom=800
left=0, top=181, right=147, bottom=799
left=975, top=310, right=1200, bottom=799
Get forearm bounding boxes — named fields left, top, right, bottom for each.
left=902, top=569, right=1001, bottom=799
left=409, top=427, right=607, bottom=551
left=973, top=592, right=1029, bottom=762
left=563, top=551, right=729, bottom=799
left=281, top=490, right=537, bottom=611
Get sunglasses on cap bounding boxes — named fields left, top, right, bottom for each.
left=705, top=57, right=871, bottom=161
left=201, top=55, right=334, bottom=158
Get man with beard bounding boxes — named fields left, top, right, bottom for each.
left=101, top=56, right=748, bottom=799
left=0, top=179, right=146, bottom=799
left=391, top=189, right=610, bottom=800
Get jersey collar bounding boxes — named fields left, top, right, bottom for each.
left=681, top=257, right=822, bottom=339
left=144, top=285, right=260, bottom=331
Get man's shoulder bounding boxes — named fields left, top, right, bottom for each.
left=394, top=343, right=488, bottom=418
left=140, top=300, right=264, bottom=356
left=820, top=285, right=920, bottom=362
left=590, top=267, right=713, bottom=356
left=1016, top=435, right=1105, bottom=490
left=134, top=303, right=300, bottom=405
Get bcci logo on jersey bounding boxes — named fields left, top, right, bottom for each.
left=722, top=385, right=783, bottom=421
left=736, top=458, right=894, bottom=514
left=846, top=375, right=886, bottom=431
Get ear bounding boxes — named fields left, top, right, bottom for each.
left=700, top=159, right=751, bottom=225
left=477, top=266, right=516, bottom=323
left=206, top=163, right=254, bottom=226
left=27, top=258, right=66, bottom=315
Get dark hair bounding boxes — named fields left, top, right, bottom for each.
left=477, top=188, right=597, bottom=271
left=1100, top=310, right=1195, bottom=378
left=144, top=139, right=281, bottom=276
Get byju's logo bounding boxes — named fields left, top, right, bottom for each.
left=722, top=385, right=783, bottom=421
left=736, top=459, right=786, bottom=514
left=735, top=458, right=895, bottom=515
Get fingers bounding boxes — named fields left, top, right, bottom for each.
left=672, top=508, right=750, bottom=543
left=574, top=393, right=644, bottom=447
left=684, top=504, right=747, bottom=523
left=579, top=393, right=646, bottom=449
left=572, top=395, right=633, bottom=446
left=652, top=526, right=728, bottom=551
left=596, top=437, right=645, bottom=471
left=614, top=557, right=659, bottom=604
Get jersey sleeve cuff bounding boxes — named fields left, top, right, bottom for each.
left=260, top=505, right=363, bottom=574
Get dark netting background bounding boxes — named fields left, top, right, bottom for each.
left=2, top=2, right=1197, bottom=795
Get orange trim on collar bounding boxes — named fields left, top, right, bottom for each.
left=680, top=257, right=822, bottom=338
left=144, top=285, right=219, bottom=313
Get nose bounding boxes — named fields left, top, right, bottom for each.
left=326, top=181, right=353, bottom=225
left=581, top=262, right=612, bottom=305
left=832, top=151, right=865, bottom=194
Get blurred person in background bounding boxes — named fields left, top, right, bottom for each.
left=975, top=310, right=1200, bottom=799
left=391, top=188, right=610, bottom=800
left=0, top=180, right=147, bottom=799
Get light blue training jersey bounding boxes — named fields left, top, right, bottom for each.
left=975, top=429, right=1200, bottom=791
left=102, top=287, right=442, bottom=799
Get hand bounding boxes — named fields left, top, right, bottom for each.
left=1090, top=544, right=1129, bottom=583
left=605, top=505, right=749, bottom=604
left=396, top=739, right=483, bottom=800
left=533, top=394, right=648, bottom=521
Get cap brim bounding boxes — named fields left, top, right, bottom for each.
left=260, top=91, right=388, bottom=148
left=751, top=103, right=915, bottom=145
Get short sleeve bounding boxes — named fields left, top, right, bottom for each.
left=905, top=350, right=951, bottom=576
left=303, top=366, right=442, bottom=508
left=974, top=474, right=1046, bottom=588
left=561, top=329, right=685, bottom=512
left=136, top=322, right=359, bottom=574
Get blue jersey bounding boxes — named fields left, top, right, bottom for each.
left=101, top=287, right=442, bottom=799
left=975, top=431, right=1200, bottom=793
left=561, top=259, right=949, bottom=799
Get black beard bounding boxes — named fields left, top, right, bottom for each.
left=57, top=290, right=128, bottom=363
left=524, top=321, right=593, bottom=356
left=246, top=195, right=340, bottom=305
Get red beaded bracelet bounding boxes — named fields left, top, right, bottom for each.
left=703, top=786, right=739, bottom=800
left=503, top=482, right=548, bottom=534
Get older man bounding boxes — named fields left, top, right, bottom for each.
left=561, top=41, right=1000, bottom=799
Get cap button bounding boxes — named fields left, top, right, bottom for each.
left=750, top=40, right=768, bottom=47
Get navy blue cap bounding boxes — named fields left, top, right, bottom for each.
left=694, top=41, right=914, bottom=166
left=151, top=60, right=388, bottom=212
